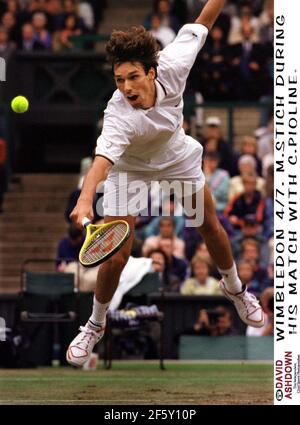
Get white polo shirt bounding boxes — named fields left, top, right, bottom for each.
left=95, top=23, right=208, bottom=172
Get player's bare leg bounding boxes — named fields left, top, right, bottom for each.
left=67, top=216, right=135, bottom=366
left=191, top=184, right=264, bottom=328
left=197, top=185, right=233, bottom=270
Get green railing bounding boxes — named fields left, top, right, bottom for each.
left=184, top=99, right=272, bottom=145
left=179, top=335, right=274, bottom=360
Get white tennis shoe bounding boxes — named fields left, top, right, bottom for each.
left=66, top=322, right=105, bottom=367
left=220, top=280, right=264, bottom=328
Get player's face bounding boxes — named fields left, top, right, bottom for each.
left=114, top=61, right=156, bottom=109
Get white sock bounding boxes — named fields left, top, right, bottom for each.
left=88, top=296, right=110, bottom=329
left=218, top=263, right=243, bottom=294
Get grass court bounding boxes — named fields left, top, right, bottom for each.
left=0, top=361, right=273, bottom=405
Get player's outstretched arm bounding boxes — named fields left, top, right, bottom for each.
left=195, top=0, right=225, bottom=31
left=70, top=155, right=112, bottom=226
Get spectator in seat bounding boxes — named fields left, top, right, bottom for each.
left=239, top=135, right=262, bottom=176
left=85, top=0, right=107, bottom=30
left=53, top=13, right=82, bottom=51
left=17, top=1, right=47, bottom=29
left=228, top=3, right=261, bottom=45
left=31, top=11, right=52, bottom=49
left=143, top=197, right=185, bottom=239
left=213, top=10, right=231, bottom=42
left=183, top=219, right=234, bottom=264
left=183, top=306, right=235, bottom=336
left=149, top=14, right=175, bottom=48
left=144, top=0, right=180, bottom=34
left=56, top=0, right=88, bottom=32
left=1, top=11, right=18, bottom=43
left=18, top=22, right=45, bottom=50
left=231, top=213, right=269, bottom=267
left=240, top=238, right=268, bottom=290
left=258, top=0, right=274, bottom=45
left=182, top=226, right=202, bottom=262
left=0, top=25, right=15, bottom=60
left=4, top=1, right=20, bottom=23
left=228, top=155, right=265, bottom=201
left=201, top=116, right=239, bottom=177
left=159, top=237, right=187, bottom=283
left=265, top=261, right=274, bottom=289
left=181, top=254, right=221, bottom=295
left=261, top=145, right=274, bottom=180
left=263, top=164, right=274, bottom=239
left=148, top=248, right=181, bottom=293
left=24, top=0, right=47, bottom=14
left=195, top=24, right=231, bottom=100
left=225, top=172, right=265, bottom=229
left=56, top=223, right=84, bottom=267
left=237, top=259, right=261, bottom=297
left=203, top=151, right=229, bottom=213
left=142, top=217, right=185, bottom=259
left=194, top=240, right=220, bottom=279
left=78, top=1, right=94, bottom=31
left=45, top=0, right=64, bottom=32
left=255, top=116, right=274, bottom=160
left=229, top=21, right=270, bottom=100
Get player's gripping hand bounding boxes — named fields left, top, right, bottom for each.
left=70, top=199, right=94, bottom=228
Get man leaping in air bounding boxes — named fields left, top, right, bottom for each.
left=66, top=0, right=264, bottom=367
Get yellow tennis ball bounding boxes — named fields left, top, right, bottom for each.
left=11, top=96, right=29, bottom=113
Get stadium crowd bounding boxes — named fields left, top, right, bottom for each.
left=0, top=1, right=275, bottom=354
left=0, top=0, right=273, bottom=101
left=0, top=0, right=107, bottom=55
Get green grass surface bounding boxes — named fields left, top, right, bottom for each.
left=0, top=362, right=273, bottom=405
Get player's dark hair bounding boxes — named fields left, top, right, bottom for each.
left=106, top=26, right=159, bottom=76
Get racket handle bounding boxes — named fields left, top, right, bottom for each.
left=82, top=217, right=91, bottom=228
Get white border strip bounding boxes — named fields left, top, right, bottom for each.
left=274, top=0, right=300, bottom=405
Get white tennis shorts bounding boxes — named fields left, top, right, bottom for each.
left=100, top=137, right=205, bottom=220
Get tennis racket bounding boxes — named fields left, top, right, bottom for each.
left=79, top=217, right=130, bottom=267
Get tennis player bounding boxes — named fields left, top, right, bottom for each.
left=66, top=0, right=264, bottom=367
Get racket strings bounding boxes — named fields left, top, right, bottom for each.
left=81, top=223, right=128, bottom=264
left=87, top=223, right=120, bottom=245
left=85, top=224, right=124, bottom=252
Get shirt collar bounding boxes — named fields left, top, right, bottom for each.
left=155, top=79, right=166, bottom=105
